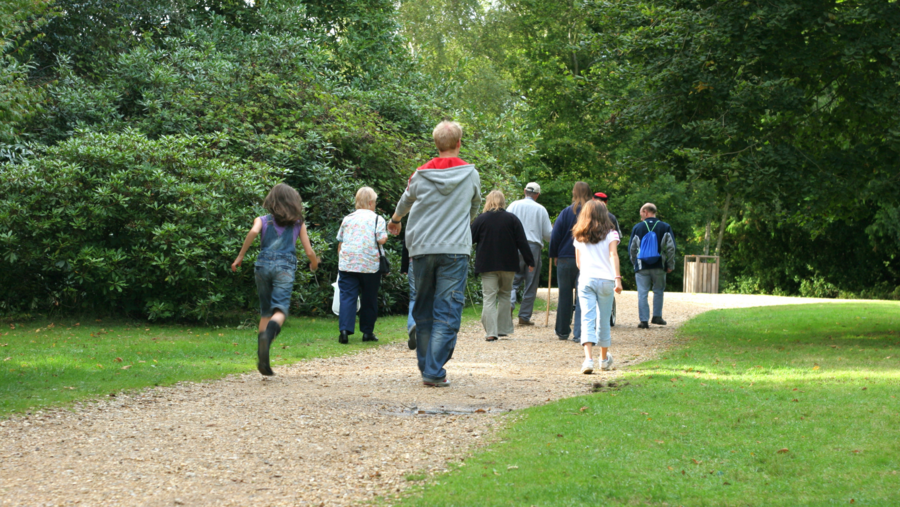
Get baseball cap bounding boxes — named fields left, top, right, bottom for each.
left=525, top=182, right=541, bottom=193
left=594, top=192, right=608, bottom=201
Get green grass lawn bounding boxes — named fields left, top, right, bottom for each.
left=397, top=302, right=900, bottom=506
left=0, top=311, right=416, bottom=417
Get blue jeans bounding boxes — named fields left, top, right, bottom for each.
left=411, top=254, right=469, bottom=383
left=635, top=268, right=666, bottom=322
left=554, top=257, right=581, bottom=340
left=578, top=278, right=615, bottom=347
left=407, top=263, right=416, bottom=332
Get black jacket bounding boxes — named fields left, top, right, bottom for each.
left=471, top=210, right=535, bottom=274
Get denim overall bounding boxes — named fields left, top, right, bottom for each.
left=255, top=215, right=299, bottom=317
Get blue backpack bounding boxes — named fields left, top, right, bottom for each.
left=637, top=220, right=661, bottom=265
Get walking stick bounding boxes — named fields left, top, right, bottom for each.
left=545, top=257, right=553, bottom=326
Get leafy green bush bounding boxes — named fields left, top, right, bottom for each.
left=0, top=129, right=277, bottom=319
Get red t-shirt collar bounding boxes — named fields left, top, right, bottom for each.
left=417, top=157, right=468, bottom=170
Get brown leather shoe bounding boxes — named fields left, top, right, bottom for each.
left=518, top=317, right=534, bottom=326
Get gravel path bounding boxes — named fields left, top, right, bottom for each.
left=0, top=292, right=857, bottom=506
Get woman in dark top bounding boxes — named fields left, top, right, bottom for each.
left=471, top=190, right=535, bottom=341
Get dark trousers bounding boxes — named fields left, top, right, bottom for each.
left=338, top=271, right=381, bottom=334
left=554, top=257, right=581, bottom=340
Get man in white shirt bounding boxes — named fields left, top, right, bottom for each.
left=507, top=182, right=552, bottom=326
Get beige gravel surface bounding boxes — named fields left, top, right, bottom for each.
left=0, top=291, right=860, bottom=506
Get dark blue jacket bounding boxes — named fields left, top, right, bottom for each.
left=550, top=206, right=622, bottom=259
left=549, top=205, right=580, bottom=258
left=628, top=217, right=676, bottom=272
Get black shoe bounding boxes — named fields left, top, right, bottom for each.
left=362, top=333, right=379, bottom=342
left=256, top=332, right=274, bottom=376
left=407, top=324, right=417, bottom=350
left=339, top=330, right=349, bottom=344
left=651, top=316, right=667, bottom=325
left=557, top=334, right=569, bottom=341
left=638, top=321, right=649, bottom=329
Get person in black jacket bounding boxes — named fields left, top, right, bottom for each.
left=471, top=191, right=535, bottom=341
left=628, top=203, right=676, bottom=328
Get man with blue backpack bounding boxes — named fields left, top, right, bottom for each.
left=628, top=203, right=676, bottom=329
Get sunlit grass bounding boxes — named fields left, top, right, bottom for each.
left=396, top=302, right=900, bottom=506
left=0, top=310, right=426, bottom=417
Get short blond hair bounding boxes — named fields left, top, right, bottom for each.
left=482, top=190, right=506, bottom=212
left=355, top=186, right=377, bottom=210
left=433, top=120, right=462, bottom=152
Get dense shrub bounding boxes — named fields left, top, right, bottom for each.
left=0, top=130, right=278, bottom=319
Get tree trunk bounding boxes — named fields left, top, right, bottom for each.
left=715, top=193, right=732, bottom=255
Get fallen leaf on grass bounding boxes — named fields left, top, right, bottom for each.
left=114, top=357, right=122, bottom=363
left=777, top=448, right=789, bottom=454
left=861, top=387, right=867, bottom=391
left=692, top=459, right=701, bottom=464
left=507, top=466, right=518, bottom=470
left=812, top=365, right=820, bottom=370
left=3, top=357, right=9, bottom=362
left=580, top=406, right=588, bottom=412
left=792, top=399, right=799, bottom=402
left=121, top=365, right=131, bottom=370
left=655, top=440, right=665, bottom=444
left=852, top=450, right=861, bottom=454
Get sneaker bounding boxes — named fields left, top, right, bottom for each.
left=407, top=324, right=417, bottom=350
left=581, top=359, right=594, bottom=374
left=572, top=338, right=581, bottom=344
left=518, top=317, right=534, bottom=326
left=423, top=377, right=450, bottom=387
left=637, top=321, right=649, bottom=329
left=601, top=354, right=614, bottom=371
left=651, top=316, right=667, bottom=326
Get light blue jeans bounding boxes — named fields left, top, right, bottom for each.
left=406, top=263, right=416, bottom=332
left=635, top=268, right=666, bottom=322
left=411, top=254, right=469, bottom=383
left=578, top=278, right=616, bottom=347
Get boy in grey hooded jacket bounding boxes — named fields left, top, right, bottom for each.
left=389, top=121, right=482, bottom=387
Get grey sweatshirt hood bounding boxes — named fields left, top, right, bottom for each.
left=412, top=164, right=477, bottom=195
left=394, top=163, right=482, bottom=257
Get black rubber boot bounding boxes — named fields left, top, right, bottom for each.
left=257, top=332, right=274, bottom=376
left=265, top=320, right=282, bottom=344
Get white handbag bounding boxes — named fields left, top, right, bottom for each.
left=331, top=274, right=361, bottom=316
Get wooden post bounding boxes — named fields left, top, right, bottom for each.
left=545, top=258, right=553, bottom=326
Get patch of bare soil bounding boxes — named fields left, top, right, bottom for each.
left=0, top=291, right=852, bottom=506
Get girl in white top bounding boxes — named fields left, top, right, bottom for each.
left=572, top=200, right=623, bottom=374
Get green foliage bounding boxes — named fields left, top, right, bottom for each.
left=0, top=130, right=278, bottom=319
left=400, top=303, right=900, bottom=506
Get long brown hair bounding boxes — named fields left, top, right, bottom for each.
left=571, top=181, right=592, bottom=211
left=263, top=183, right=304, bottom=226
left=572, top=200, right=615, bottom=244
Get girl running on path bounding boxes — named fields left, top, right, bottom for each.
left=572, top=200, right=622, bottom=374
left=232, top=183, right=318, bottom=376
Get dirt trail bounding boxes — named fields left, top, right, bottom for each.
left=0, top=292, right=851, bottom=506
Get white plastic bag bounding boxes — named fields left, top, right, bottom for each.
left=332, top=274, right=361, bottom=316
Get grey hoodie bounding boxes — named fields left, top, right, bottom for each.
left=393, top=162, right=482, bottom=257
